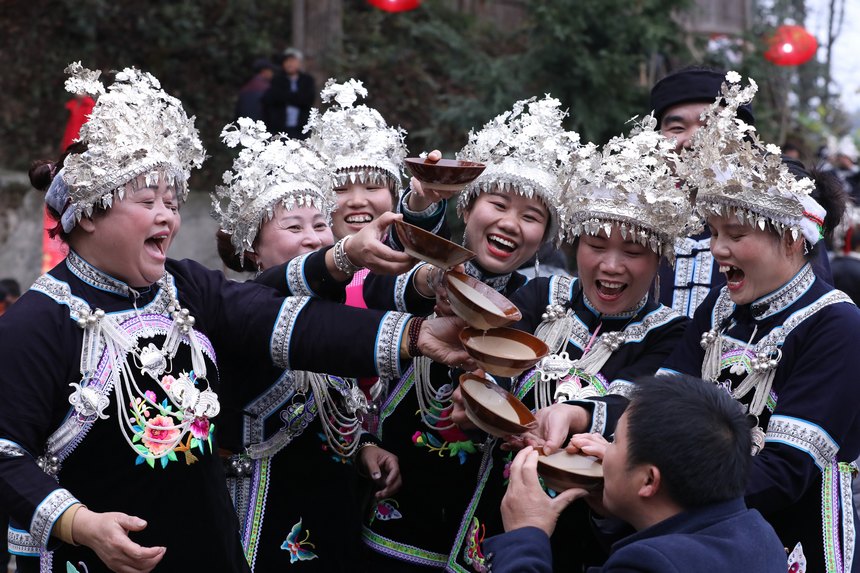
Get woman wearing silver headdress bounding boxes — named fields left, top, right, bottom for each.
left=210, top=118, right=406, bottom=572
left=660, top=73, right=860, bottom=573
left=444, top=113, right=692, bottom=572
left=0, top=63, right=471, bottom=573
left=360, top=96, right=579, bottom=571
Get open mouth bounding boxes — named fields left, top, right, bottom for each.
left=719, top=264, right=745, bottom=289
left=595, top=279, right=627, bottom=299
left=486, top=234, right=517, bottom=255
left=144, top=234, right=169, bottom=259
left=344, top=213, right=373, bottom=225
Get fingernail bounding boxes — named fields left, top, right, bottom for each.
left=372, top=472, right=381, bottom=479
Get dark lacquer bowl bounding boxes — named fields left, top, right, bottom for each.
left=405, top=157, right=486, bottom=191
left=459, top=326, right=549, bottom=377
left=459, top=373, right=536, bottom=437
left=537, top=451, right=604, bottom=492
left=393, top=220, right=476, bottom=269
left=446, top=270, right=522, bottom=330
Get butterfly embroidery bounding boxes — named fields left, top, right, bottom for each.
left=281, top=518, right=318, bottom=563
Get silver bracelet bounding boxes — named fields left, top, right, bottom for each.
left=333, top=235, right=362, bottom=275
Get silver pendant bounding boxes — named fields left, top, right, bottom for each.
left=168, top=375, right=221, bottom=418
left=138, top=343, right=167, bottom=379
left=537, top=351, right=574, bottom=382
left=68, top=382, right=110, bottom=420
left=750, top=425, right=766, bottom=456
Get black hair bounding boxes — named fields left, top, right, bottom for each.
left=624, top=374, right=751, bottom=509
left=216, top=230, right=258, bottom=273
left=28, top=141, right=89, bottom=242
left=782, top=156, right=847, bottom=258
left=0, top=278, right=20, bottom=298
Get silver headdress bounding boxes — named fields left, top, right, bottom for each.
left=48, top=62, right=205, bottom=232
left=564, top=115, right=692, bottom=262
left=303, top=78, right=407, bottom=200
left=676, top=71, right=825, bottom=246
left=456, top=95, right=582, bottom=243
left=212, top=118, right=336, bottom=256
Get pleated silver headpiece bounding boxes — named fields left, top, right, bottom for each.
left=212, top=118, right=336, bottom=257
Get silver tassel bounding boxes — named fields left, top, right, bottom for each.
left=535, top=376, right=554, bottom=410
left=700, top=329, right=722, bottom=382
left=186, top=329, right=208, bottom=380
left=571, top=333, right=622, bottom=377
left=534, top=305, right=575, bottom=355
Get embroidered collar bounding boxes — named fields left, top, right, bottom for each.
left=66, top=249, right=134, bottom=297
left=750, top=263, right=814, bottom=320
left=582, top=289, right=649, bottom=320
left=464, top=260, right=512, bottom=292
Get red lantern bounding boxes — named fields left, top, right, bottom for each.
left=367, top=0, right=421, bottom=12
left=764, top=24, right=818, bottom=66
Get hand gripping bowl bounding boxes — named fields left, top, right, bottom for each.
left=459, top=326, right=548, bottom=377
left=393, top=220, right=476, bottom=270
left=536, top=451, right=604, bottom=492
left=405, top=157, right=486, bottom=193
left=445, top=270, right=522, bottom=330
left=459, top=373, right=536, bottom=437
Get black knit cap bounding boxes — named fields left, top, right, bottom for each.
left=650, top=67, right=755, bottom=127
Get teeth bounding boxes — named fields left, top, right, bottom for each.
left=719, top=265, right=739, bottom=273
left=346, top=214, right=372, bottom=224
left=598, top=280, right=624, bottom=289
left=489, top=235, right=516, bottom=249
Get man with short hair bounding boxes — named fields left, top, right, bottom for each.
left=483, top=375, right=787, bottom=572
left=262, top=48, right=316, bottom=139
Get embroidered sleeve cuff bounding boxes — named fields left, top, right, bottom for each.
left=270, top=296, right=312, bottom=369
left=606, top=379, right=635, bottom=399
left=30, top=488, right=79, bottom=548
left=0, top=438, right=27, bottom=458
left=286, top=252, right=315, bottom=297
left=375, top=312, right=411, bottom=379
left=395, top=263, right=426, bottom=310
left=766, top=415, right=838, bottom=471
left=400, top=191, right=445, bottom=220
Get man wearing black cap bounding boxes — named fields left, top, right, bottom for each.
left=650, top=65, right=831, bottom=317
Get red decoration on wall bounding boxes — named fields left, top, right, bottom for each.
left=764, top=25, right=818, bottom=66
left=367, top=0, right=421, bottom=12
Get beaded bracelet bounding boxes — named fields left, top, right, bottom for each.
left=407, top=317, right=426, bottom=358
left=333, top=235, right=362, bottom=275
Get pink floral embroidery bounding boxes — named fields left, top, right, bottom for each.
left=160, top=374, right=176, bottom=391
left=143, top=415, right=180, bottom=455
left=144, top=390, right=157, bottom=403
left=190, top=417, right=210, bottom=440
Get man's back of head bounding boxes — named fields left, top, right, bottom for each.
left=625, top=374, right=751, bottom=510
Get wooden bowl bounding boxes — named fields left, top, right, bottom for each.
left=537, top=451, right=604, bottom=492
left=446, top=271, right=522, bottom=330
left=459, top=327, right=549, bottom=377
left=459, top=373, right=536, bottom=437
left=393, top=220, right=476, bottom=269
left=405, top=157, right=486, bottom=192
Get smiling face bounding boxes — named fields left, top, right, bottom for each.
left=659, top=101, right=709, bottom=153
left=462, top=191, right=549, bottom=275
left=330, top=181, right=394, bottom=239
left=251, top=204, right=334, bottom=271
left=75, top=178, right=180, bottom=287
left=707, top=214, right=803, bottom=305
left=576, top=226, right=660, bottom=314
